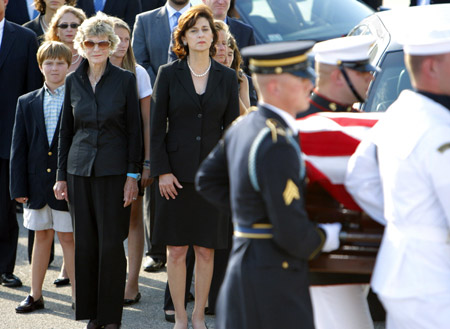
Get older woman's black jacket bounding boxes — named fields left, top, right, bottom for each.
left=150, top=58, right=239, bottom=183
left=57, top=59, right=142, bottom=181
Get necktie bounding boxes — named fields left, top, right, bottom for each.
left=172, top=12, right=181, bottom=31
left=94, top=0, right=104, bottom=12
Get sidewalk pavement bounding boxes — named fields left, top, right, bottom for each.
left=1, top=213, right=385, bottom=329
left=0, top=213, right=215, bottom=329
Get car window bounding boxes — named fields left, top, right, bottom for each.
left=364, top=50, right=412, bottom=112
left=236, top=0, right=373, bottom=43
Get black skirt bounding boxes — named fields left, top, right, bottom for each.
left=152, top=181, right=228, bottom=249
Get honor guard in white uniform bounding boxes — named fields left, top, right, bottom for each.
left=305, top=36, right=380, bottom=329
left=195, top=41, right=342, bottom=329
left=345, top=27, right=450, bottom=329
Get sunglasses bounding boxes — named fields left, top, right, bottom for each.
left=57, top=23, right=80, bottom=29
left=83, top=40, right=111, bottom=49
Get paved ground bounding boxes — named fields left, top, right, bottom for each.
left=1, top=214, right=386, bottom=329
left=0, top=212, right=215, bottom=329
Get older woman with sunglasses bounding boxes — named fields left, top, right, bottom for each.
left=45, top=5, right=87, bottom=73
left=54, top=12, right=142, bottom=329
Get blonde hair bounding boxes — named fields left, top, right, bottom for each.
left=73, top=12, right=120, bottom=57
left=37, top=41, right=72, bottom=67
left=45, top=5, right=87, bottom=42
left=112, top=17, right=136, bottom=76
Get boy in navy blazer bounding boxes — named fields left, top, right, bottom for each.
left=10, top=41, right=75, bottom=314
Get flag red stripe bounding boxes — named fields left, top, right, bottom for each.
left=300, top=131, right=361, bottom=156
left=306, top=160, right=361, bottom=211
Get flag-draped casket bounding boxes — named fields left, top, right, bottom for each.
left=296, top=112, right=384, bottom=274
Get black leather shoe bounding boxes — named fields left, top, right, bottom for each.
left=53, top=277, right=70, bottom=286
left=143, top=258, right=165, bottom=272
left=164, top=310, right=175, bottom=323
left=1, top=273, right=22, bottom=287
left=124, top=292, right=141, bottom=306
left=104, top=323, right=121, bottom=329
left=15, top=295, right=44, bottom=313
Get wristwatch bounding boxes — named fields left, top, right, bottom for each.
left=127, top=173, right=141, bottom=181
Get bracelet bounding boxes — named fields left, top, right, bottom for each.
left=143, top=159, right=150, bottom=170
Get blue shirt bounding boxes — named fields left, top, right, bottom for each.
left=43, top=84, right=65, bottom=146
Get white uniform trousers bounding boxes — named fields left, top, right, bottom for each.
left=310, top=284, right=374, bottom=329
left=380, top=292, right=450, bottom=329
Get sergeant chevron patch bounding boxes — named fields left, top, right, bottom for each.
left=283, top=179, right=300, bottom=206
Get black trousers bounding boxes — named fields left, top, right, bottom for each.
left=68, top=174, right=130, bottom=325
left=0, top=158, right=18, bottom=274
left=144, top=182, right=166, bottom=262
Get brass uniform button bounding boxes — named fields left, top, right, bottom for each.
left=48, top=151, right=52, bottom=156
left=47, top=168, right=51, bottom=173
left=282, top=261, right=289, bottom=269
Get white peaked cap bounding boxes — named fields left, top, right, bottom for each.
left=402, top=27, right=450, bottom=55
left=313, top=35, right=376, bottom=65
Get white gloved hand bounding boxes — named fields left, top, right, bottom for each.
left=318, top=222, right=342, bottom=252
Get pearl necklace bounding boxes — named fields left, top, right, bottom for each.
left=187, top=57, right=211, bottom=78
left=71, top=54, right=81, bottom=65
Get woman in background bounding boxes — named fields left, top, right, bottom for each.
left=46, top=5, right=87, bottom=73
left=24, top=0, right=77, bottom=44
left=110, top=17, right=153, bottom=306
left=213, top=20, right=250, bottom=114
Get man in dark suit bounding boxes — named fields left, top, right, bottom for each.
left=195, top=41, right=341, bottom=329
left=0, top=0, right=42, bottom=288
left=76, top=0, right=142, bottom=30
left=202, top=0, right=254, bottom=50
left=133, top=0, right=190, bottom=85
left=202, top=0, right=255, bottom=72
left=141, top=0, right=165, bottom=12
left=5, top=0, right=37, bottom=25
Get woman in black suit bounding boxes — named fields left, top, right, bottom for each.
left=54, top=12, right=142, bottom=329
left=150, top=5, right=239, bottom=329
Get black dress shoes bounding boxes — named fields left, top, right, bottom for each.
left=164, top=310, right=175, bottom=323
left=124, top=292, right=141, bottom=306
left=143, top=258, right=165, bottom=272
left=15, top=295, right=45, bottom=313
left=53, top=277, right=70, bottom=286
left=1, top=273, right=23, bottom=287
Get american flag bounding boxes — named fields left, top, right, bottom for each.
left=295, top=112, right=383, bottom=211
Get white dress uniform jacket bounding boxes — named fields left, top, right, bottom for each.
left=346, top=90, right=450, bottom=298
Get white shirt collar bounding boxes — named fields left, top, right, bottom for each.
left=0, top=17, right=5, bottom=34
left=166, top=2, right=191, bottom=18
left=260, top=102, right=298, bottom=134
left=0, top=18, right=5, bottom=49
